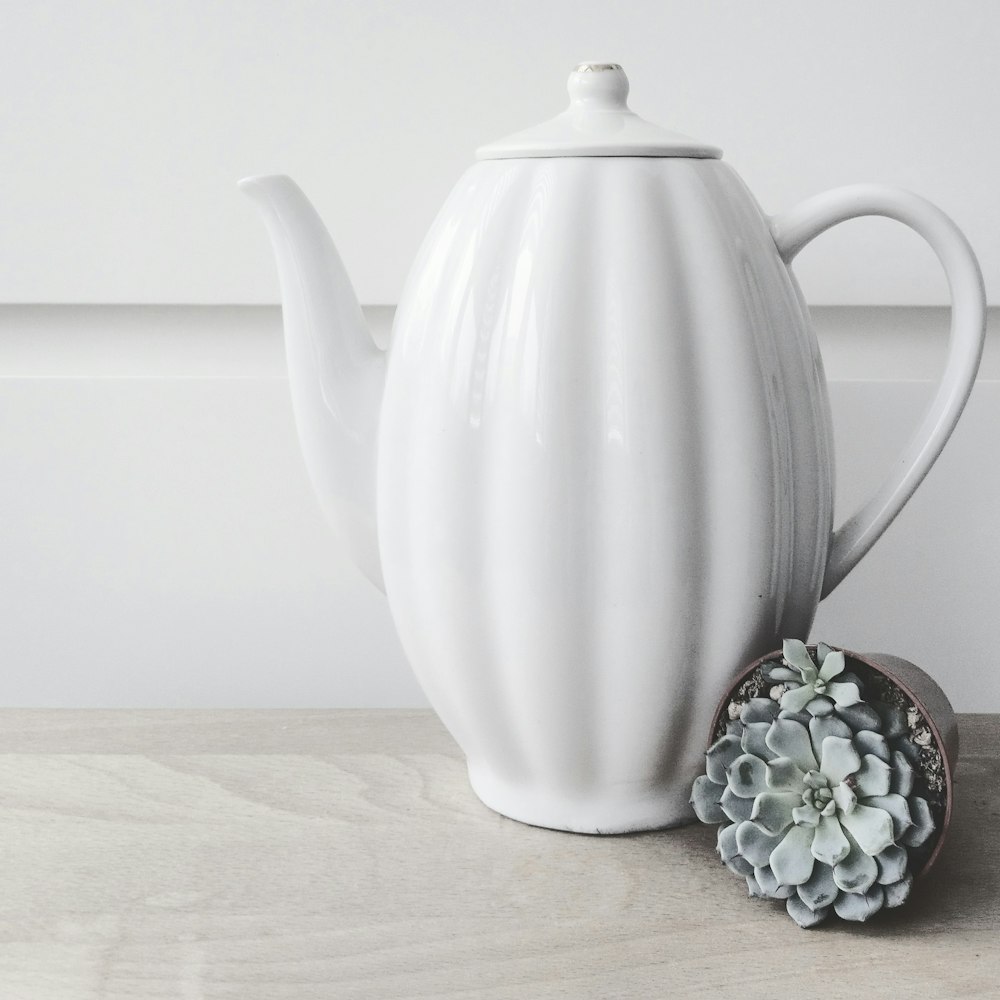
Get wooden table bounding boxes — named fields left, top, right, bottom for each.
left=0, top=710, right=996, bottom=998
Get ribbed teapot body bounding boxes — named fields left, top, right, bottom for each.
left=377, top=157, right=834, bottom=832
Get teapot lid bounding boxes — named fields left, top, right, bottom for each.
left=476, top=63, right=722, bottom=160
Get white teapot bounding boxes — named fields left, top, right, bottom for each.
left=241, top=64, right=984, bottom=833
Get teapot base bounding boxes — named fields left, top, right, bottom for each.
left=466, top=760, right=698, bottom=835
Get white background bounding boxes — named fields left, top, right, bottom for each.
left=2, top=0, right=999, bottom=306
left=1, top=2, right=998, bottom=710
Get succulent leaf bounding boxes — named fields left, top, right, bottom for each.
left=900, top=796, right=935, bottom=847
left=875, top=703, right=909, bottom=739
left=763, top=664, right=800, bottom=683
left=768, top=824, right=816, bottom=886
left=836, top=702, right=884, bottom=733
left=889, top=750, right=915, bottom=797
left=808, top=714, right=852, bottom=764
left=833, top=884, right=885, bottom=922
left=798, top=861, right=839, bottom=911
left=753, top=865, right=796, bottom=899
left=706, top=734, right=743, bottom=784
left=863, top=793, right=913, bottom=841
left=810, top=814, right=851, bottom=867
left=766, top=718, right=819, bottom=773
left=883, top=873, right=914, bottom=908
left=765, top=756, right=806, bottom=792
left=690, top=774, right=726, bottom=823
left=839, top=803, right=895, bottom=857
left=875, top=844, right=909, bottom=885
left=816, top=649, right=843, bottom=680
left=819, top=736, right=862, bottom=785
left=736, top=820, right=784, bottom=868
left=833, top=835, right=879, bottom=894
left=792, top=803, right=822, bottom=828
left=854, top=753, right=892, bottom=798
left=750, top=791, right=799, bottom=836
left=832, top=782, right=858, bottom=815
left=717, top=822, right=740, bottom=862
left=786, top=894, right=830, bottom=928
left=852, top=730, right=890, bottom=763
left=740, top=698, right=780, bottom=724
left=815, top=642, right=835, bottom=666
left=741, top=722, right=777, bottom=761
left=720, top=785, right=755, bottom=823
left=826, top=680, right=862, bottom=708
left=727, top=753, right=769, bottom=798
left=781, top=683, right=820, bottom=715
left=805, top=697, right=835, bottom=717
left=782, top=639, right=819, bottom=682
left=777, top=708, right=812, bottom=726
left=726, top=854, right=755, bottom=877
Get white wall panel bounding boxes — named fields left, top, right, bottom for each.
left=1, top=1, right=998, bottom=305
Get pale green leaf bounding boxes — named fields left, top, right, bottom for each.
left=766, top=756, right=805, bottom=792
left=706, top=734, right=743, bottom=784
left=817, top=649, right=845, bottom=682
left=736, top=819, right=784, bottom=868
left=786, top=894, right=829, bottom=928
left=811, top=814, right=851, bottom=867
left=840, top=804, right=895, bottom=857
left=826, top=680, right=862, bottom=708
left=766, top=718, right=819, bottom=773
left=750, top=791, right=799, bottom=836
left=798, top=861, right=839, bottom=912
left=720, top=785, right=755, bottom=823
left=769, top=824, right=816, bottom=887
left=834, top=884, right=885, bottom=922
left=889, top=751, right=915, bottom=797
left=900, top=796, right=936, bottom=848
left=876, top=844, right=908, bottom=885
left=833, top=834, right=879, bottom=894
left=863, top=793, right=913, bottom=841
left=782, top=639, right=818, bottom=683
left=819, top=736, right=862, bottom=785
left=808, top=715, right=852, bottom=767
left=690, top=774, right=726, bottom=824
left=780, top=683, right=817, bottom=715
left=741, top=722, right=777, bottom=761
left=883, top=873, right=913, bottom=908
left=855, top=753, right=892, bottom=798
left=727, top=753, right=769, bottom=799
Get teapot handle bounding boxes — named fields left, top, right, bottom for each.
left=770, top=185, right=985, bottom=599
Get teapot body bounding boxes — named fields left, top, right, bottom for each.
left=377, top=156, right=835, bottom=831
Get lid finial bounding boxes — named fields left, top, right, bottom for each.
left=568, top=64, right=630, bottom=110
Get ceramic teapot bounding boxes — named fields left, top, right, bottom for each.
left=241, top=64, right=984, bottom=833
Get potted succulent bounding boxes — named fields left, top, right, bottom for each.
left=690, top=640, right=957, bottom=927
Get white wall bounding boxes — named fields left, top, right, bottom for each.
left=1, top=305, right=997, bottom=711
left=0, top=0, right=998, bottom=305
left=1, top=3, right=999, bottom=709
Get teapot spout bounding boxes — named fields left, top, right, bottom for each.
left=240, top=174, right=386, bottom=590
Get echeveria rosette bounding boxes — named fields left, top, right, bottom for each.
left=692, top=692, right=936, bottom=928
left=765, top=639, right=862, bottom=717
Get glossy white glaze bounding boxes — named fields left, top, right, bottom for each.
left=241, top=64, right=985, bottom=833
left=379, top=157, right=833, bottom=831
left=238, top=175, right=386, bottom=590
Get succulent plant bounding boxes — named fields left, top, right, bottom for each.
left=691, top=641, right=940, bottom=928
left=766, top=640, right=861, bottom=716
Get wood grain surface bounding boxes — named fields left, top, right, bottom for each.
left=0, top=710, right=996, bottom=998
